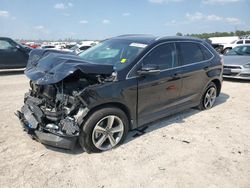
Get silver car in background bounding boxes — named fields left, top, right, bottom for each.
left=223, top=45, right=250, bottom=80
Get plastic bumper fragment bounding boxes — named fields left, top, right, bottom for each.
left=15, top=110, right=77, bottom=150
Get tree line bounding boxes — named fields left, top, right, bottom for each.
left=176, top=30, right=250, bottom=39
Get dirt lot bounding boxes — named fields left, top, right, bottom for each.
left=0, top=71, right=250, bottom=188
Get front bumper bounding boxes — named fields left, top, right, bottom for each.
left=15, top=110, right=77, bottom=150
left=223, top=65, right=250, bottom=80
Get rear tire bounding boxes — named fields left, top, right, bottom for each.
left=198, top=82, right=217, bottom=110
left=79, top=107, right=129, bottom=153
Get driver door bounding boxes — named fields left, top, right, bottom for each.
left=136, top=42, right=183, bottom=126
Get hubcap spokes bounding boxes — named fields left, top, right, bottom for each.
left=204, top=87, right=216, bottom=109
left=92, top=115, right=124, bottom=151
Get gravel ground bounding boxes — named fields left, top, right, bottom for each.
left=0, top=70, right=250, bottom=188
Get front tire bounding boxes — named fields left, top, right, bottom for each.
left=79, top=107, right=129, bottom=153
left=198, top=82, right=217, bottom=110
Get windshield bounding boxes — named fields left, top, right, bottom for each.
left=78, top=39, right=147, bottom=71
left=226, top=46, right=250, bottom=56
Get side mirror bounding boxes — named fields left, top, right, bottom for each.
left=137, top=64, right=160, bottom=76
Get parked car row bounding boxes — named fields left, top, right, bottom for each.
left=19, top=40, right=98, bottom=56
left=40, top=41, right=99, bottom=54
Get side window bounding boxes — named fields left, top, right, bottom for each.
left=236, top=40, right=243, bottom=44
left=199, top=44, right=213, bottom=60
left=142, top=43, right=176, bottom=70
left=178, top=42, right=204, bottom=65
left=245, top=40, right=250, bottom=44
left=80, top=46, right=91, bottom=51
left=0, top=40, right=13, bottom=50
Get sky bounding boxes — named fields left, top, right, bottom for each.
left=0, top=0, right=249, bottom=40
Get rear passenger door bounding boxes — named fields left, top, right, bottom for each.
left=176, top=41, right=213, bottom=105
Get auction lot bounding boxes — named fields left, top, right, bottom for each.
left=0, top=71, right=250, bottom=188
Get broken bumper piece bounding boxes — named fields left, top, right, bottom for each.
left=15, top=110, right=77, bottom=150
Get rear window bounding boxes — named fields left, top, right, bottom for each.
left=177, top=42, right=209, bottom=65
left=236, top=40, right=243, bottom=44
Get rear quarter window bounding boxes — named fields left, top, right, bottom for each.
left=177, top=42, right=210, bottom=65
left=200, top=43, right=213, bottom=60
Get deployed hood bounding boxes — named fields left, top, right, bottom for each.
left=223, top=55, right=250, bottom=66
left=25, top=49, right=114, bottom=85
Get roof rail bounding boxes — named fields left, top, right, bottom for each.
left=116, top=34, right=155, bottom=37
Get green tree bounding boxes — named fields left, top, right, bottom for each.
left=176, top=32, right=183, bottom=36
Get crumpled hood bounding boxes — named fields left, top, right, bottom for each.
left=25, top=49, right=114, bottom=85
left=223, top=55, right=250, bottom=66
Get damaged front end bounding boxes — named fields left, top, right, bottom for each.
left=16, top=49, right=116, bottom=149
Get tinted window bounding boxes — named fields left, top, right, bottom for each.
left=79, top=46, right=91, bottom=51
left=236, top=40, right=243, bottom=44
left=0, top=40, right=13, bottom=50
left=226, top=46, right=250, bottom=56
left=245, top=40, right=250, bottom=44
left=200, top=44, right=213, bottom=60
left=142, top=43, right=177, bottom=70
left=178, top=42, right=204, bottom=65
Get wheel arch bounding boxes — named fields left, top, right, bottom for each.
left=210, top=79, right=221, bottom=96
left=84, top=102, right=133, bottom=130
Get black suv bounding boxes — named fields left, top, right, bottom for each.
left=17, top=35, right=223, bottom=153
left=0, top=37, right=31, bottom=69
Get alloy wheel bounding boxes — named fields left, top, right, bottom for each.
left=92, top=115, right=124, bottom=151
left=204, top=87, right=217, bottom=109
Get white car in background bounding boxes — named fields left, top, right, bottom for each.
left=41, top=44, right=70, bottom=52
left=68, top=41, right=99, bottom=54
left=223, top=39, right=250, bottom=54
left=41, top=45, right=57, bottom=49
left=70, top=44, right=92, bottom=54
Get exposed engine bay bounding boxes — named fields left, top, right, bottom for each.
left=16, top=49, right=117, bottom=149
